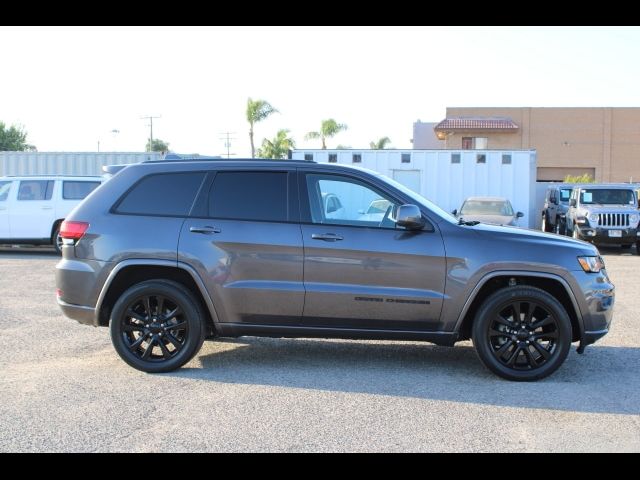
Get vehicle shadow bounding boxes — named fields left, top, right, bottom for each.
left=168, top=337, right=640, bottom=416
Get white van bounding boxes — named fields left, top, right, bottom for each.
left=0, top=176, right=103, bottom=253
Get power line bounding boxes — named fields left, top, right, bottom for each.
left=219, top=132, right=237, bottom=158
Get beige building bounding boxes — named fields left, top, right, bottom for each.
left=424, top=107, right=640, bottom=182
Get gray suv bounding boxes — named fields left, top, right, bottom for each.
left=56, top=159, right=614, bottom=381
left=566, top=184, right=639, bottom=252
left=541, top=184, right=575, bottom=235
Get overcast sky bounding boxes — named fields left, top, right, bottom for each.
left=2, top=26, right=640, bottom=156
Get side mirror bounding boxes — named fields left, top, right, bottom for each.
left=570, top=199, right=576, bottom=207
left=327, top=204, right=337, bottom=214
left=396, top=204, right=425, bottom=230
left=451, top=209, right=458, bottom=216
left=516, top=211, right=524, bottom=218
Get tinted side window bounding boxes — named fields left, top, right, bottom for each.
left=0, top=181, right=11, bottom=202
left=63, top=181, right=101, bottom=200
left=208, top=172, right=288, bottom=222
left=18, top=180, right=53, bottom=201
left=116, top=173, right=205, bottom=216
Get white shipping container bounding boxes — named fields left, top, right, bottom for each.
left=292, top=149, right=538, bottom=228
left=0, top=152, right=163, bottom=177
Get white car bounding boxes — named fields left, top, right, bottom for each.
left=0, top=176, right=103, bottom=253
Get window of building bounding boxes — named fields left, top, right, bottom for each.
left=304, top=153, right=313, bottom=161
left=209, top=172, right=288, bottom=222
left=462, top=137, right=488, bottom=150
left=476, top=154, right=486, bottom=164
left=451, top=153, right=461, bottom=164
left=502, top=154, right=512, bottom=165
left=401, top=153, right=411, bottom=163
left=328, top=154, right=338, bottom=163
left=115, top=173, right=205, bottom=216
left=63, top=181, right=101, bottom=200
left=474, top=137, right=488, bottom=149
left=352, top=153, right=362, bottom=163
left=18, top=180, right=54, bottom=201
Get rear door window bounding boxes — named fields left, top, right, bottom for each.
left=208, top=171, right=288, bottom=222
left=115, top=172, right=206, bottom=216
left=63, top=181, right=101, bottom=200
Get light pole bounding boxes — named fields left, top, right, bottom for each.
left=111, top=129, right=120, bottom=151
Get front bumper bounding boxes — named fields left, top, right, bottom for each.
left=571, top=268, right=615, bottom=348
left=574, top=226, right=638, bottom=245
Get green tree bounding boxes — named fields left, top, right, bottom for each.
left=146, top=138, right=170, bottom=152
left=369, top=137, right=391, bottom=149
left=0, top=122, right=35, bottom=151
left=564, top=173, right=596, bottom=183
left=246, top=98, right=278, bottom=158
left=305, top=119, right=347, bottom=149
left=257, top=129, right=295, bottom=159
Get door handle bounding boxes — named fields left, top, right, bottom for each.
left=41, top=206, right=53, bottom=210
left=311, top=233, right=344, bottom=241
left=190, top=226, right=221, bottom=234
left=0, top=206, right=6, bottom=211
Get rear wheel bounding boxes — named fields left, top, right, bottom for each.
left=110, top=280, right=206, bottom=373
left=53, top=225, right=63, bottom=255
left=541, top=214, right=553, bottom=232
left=472, top=286, right=572, bottom=381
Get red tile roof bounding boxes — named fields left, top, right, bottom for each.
left=434, top=117, right=519, bottom=131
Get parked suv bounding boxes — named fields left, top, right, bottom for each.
left=541, top=184, right=575, bottom=234
left=56, top=160, right=614, bottom=381
left=565, top=184, right=639, bottom=252
left=0, top=176, right=102, bottom=253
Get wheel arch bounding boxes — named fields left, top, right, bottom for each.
left=456, top=271, right=583, bottom=343
left=51, top=218, right=64, bottom=242
left=95, top=259, right=219, bottom=333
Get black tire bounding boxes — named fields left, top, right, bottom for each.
left=53, top=224, right=63, bottom=255
left=541, top=214, right=553, bottom=233
left=636, top=242, right=640, bottom=255
left=472, top=286, right=572, bottom=381
left=621, top=244, right=632, bottom=250
left=557, top=219, right=567, bottom=236
left=110, top=280, right=206, bottom=373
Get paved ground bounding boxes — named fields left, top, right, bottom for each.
left=0, top=245, right=639, bottom=452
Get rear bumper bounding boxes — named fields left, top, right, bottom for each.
left=57, top=298, right=98, bottom=326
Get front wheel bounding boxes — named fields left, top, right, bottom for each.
left=472, top=286, right=572, bottom=381
left=541, top=215, right=553, bottom=232
left=110, top=280, right=207, bottom=373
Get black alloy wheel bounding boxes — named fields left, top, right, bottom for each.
left=472, top=286, right=571, bottom=381
left=110, top=280, right=206, bottom=373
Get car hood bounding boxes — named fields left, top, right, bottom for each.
left=471, top=222, right=598, bottom=255
left=459, top=214, right=516, bottom=225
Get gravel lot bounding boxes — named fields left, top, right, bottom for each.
left=0, top=246, right=639, bottom=452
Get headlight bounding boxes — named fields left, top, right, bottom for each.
left=578, top=256, right=605, bottom=273
left=630, top=213, right=639, bottom=225
left=588, top=213, right=599, bottom=223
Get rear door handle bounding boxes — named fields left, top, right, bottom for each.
left=311, top=233, right=344, bottom=242
left=190, top=226, right=221, bottom=234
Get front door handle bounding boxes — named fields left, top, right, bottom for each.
left=41, top=206, right=53, bottom=210
left=190, top=226, right=221, bottom=235
left=311, top=233, right=344, bottom=242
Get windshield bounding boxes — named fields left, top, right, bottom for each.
left=460, top=200, right=514, bottom=216
left=560, top=189, right=572, bottom=202
left=375, top=173, right=457, bottom=223
left=580, top=189, right=635, bottom=205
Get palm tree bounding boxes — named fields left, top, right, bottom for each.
left=256, top=129, right=296, bottom=159
left=246, top=98, right=278, bottom=158
left=305, top=119, right=347, bottom=149
left=369, top=137, right=391, bottom=149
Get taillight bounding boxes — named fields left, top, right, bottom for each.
left=59, top=221, right=89, bottom=241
